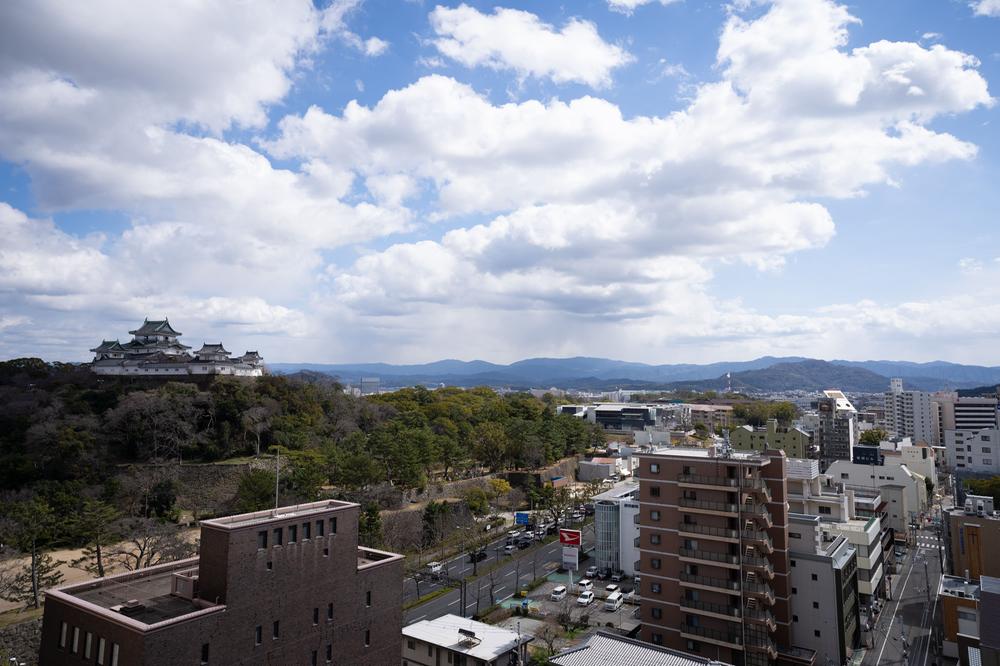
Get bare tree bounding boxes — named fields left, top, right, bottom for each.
left=535, top=623, right=561, bottom=654
left=107, top=518, right=196, bottom=571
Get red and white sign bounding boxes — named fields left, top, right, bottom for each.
left=559, top=529, right=581, bottom=546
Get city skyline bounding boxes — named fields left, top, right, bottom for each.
left=1, top=0, right=998, bottom=365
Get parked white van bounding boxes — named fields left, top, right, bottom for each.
left=604, top=590, right=624, bottom=611
left=577, top=579, right=593, bottom=592
left=550, top=585, right=567, bottom=601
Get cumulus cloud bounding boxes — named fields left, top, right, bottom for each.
left=428, top=5, right=633, bottom=87
left=607, top=0, right=681, bottom=15
left=971, top=0, right=1000, bottom=17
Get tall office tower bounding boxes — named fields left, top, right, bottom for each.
left=814, top=390, right=858, bottom=469
left=39, top=500, right=404, bottom=666
left=883, top=379, right=937, bottom=444
left=635, top=445, right=816, bottom=666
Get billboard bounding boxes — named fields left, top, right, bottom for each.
left=559, top=529, right=582, bottom=546
left=515, top=512, right=530, bottom=526
left=562, top=546, right=579, bottom=570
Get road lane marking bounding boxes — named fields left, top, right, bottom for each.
left=448, top=599, right=459, bottom=607
left=876, top=551, right=918, bottom=665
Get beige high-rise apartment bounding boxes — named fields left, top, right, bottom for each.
left=635, top=445, right=816, bottom=666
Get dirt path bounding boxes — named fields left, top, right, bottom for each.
left=0, top=528, right=199, bottom=614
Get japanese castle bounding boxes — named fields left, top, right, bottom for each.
left=90, top=318, right=264, bottom=377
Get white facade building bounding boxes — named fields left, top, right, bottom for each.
left=824, top=459, right=927, bottom=518
left=884, top=380, right=937, bottom=444
left=946, top=428, right=1000, bottom=475
left=592, top=483, right=640, bottom=577
left=401, top=614, right=532, bottom=666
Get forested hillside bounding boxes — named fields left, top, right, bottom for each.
left=0, top=358, right=603, bottom=596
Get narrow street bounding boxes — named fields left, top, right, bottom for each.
left=863, top=525, right=946, bottom=666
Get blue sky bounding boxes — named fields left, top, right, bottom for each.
left=1, top=0, right=999, bottom=365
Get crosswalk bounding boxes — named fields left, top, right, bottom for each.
left=916, top=535, right=940, bottom=550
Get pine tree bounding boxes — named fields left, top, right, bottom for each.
left=2, top=553, right=64, bottom=609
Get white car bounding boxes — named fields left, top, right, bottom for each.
left=605, top=584, right=620, bottom=595
left=550, top=585, right=567, bottom=601
left=577, top=579, right=593, bottom=592
left=577, top=591, right=595, bottom=606
left=585, top=566, right=599, bottom=578
left=503, top=544, right=515, bottom=555
left=427, top=561, right=443, bottom=576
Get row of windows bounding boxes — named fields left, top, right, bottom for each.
left=258, top=517, right=337, bottom=549
left=58, top=622, right=120, bottom=666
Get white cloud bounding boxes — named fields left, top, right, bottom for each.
left=428, top=5, right=633, bottom=87
left=607, top=0, right=681, bottom=15
left=971, top=0, right=1000, bottom=17
left=320, top=0, right=391, bottom=58
left=959, top=257, right=984, bottom=272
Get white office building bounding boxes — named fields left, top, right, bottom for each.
left=884, top=380, right=937, bottom=444
left=946, top=428, right=1000, bottom=475
left=592, top=483, right=640, bottom=577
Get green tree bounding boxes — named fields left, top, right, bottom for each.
left=359, top=503, right=383, bottom=548
left=860, top=429, right=888, bottom=446
left=69, top=499, right=121, bottom=577
left=1, top=553, right=64, bottom=609
left=287, top=449, right=327, bottom=501
left=4, top=498, right=61, bottom=608
left=488, top=478, right=512, bottom=510
left=235, top=469, right=274, bottom=513
left=464, top=487, right=490, bottom=516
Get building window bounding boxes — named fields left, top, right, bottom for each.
left=317, top=520, right=325, bottom=536
left=72, top=627, right=80, bottom=653
left=686, top=640, right=700, bottom=652
left=324, top=547, right=329, bottom=557
left=273, top=527, right=283, bottom=546
left=407, top=640, right=416, bottom=650
left=267, top=560, right=273, bottom=570
left=97, top=638, right=106, bottom=665
left=814, top=630, right=821, bottom=637
left=326, top=644, right=332, bottom=663
left=313, top=607, right=319, bottom=625
left=650, top=463, right=660, bottom=473
left=201, top=643, right=209, bottom=665
left=651, top=582, right=662, bottom=593
left=273, top=621, right=280, bottom=639
left=793, top=614, right=799, bottom=622
left=328, top=603, right=333, bottom=621
left=652, top=633, right=663, bottom=645
left=650, top=534, right=661, bottom=545
left=650, top=510, right=661, bottom=521
left=111, top=643, right=119, bottom=666
left=986, top=459, right=993, bottom=466
left=84, top=632, right=93, bottom=659
left=366, top=590, right=372, bottom=607
left=650, top=486, right=660, bottom=497
left=792, top=587, right=797, bottom=594
left=255, top=626, right=262, bottom=646
left=330, top=517, right=338, bottom=534
left=651, top=558, right=661, bottom=570
left=312, top=651, right=318, bottom=666
left=984, top=447, right=993, bottom=453
left=364, top=630, right=370, bottom=647
left=428, top=645, right=433, bottom=657
left=840, top=473, right=849, bottom=479
left=59, top=622, right=67, bottom=648
left=303, top=522, right=311, bottom=539
left=811, top=573, right=818, bottom=581
left=818, top=506, right=831, bottom=515
left=289, top=525, right=297, bottom=543
left=813, top=601, right=819, bottom=609
left=257, top=530, right=268, bottom=549
left=651, top=607, right=662, bottom=619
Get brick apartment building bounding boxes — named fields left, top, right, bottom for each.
left=38, top=500, right=404, bottom=665
left=635, top=445, right=816, bottom=666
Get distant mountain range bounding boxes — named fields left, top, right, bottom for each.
left=268, top=356, right=1000, bottom=393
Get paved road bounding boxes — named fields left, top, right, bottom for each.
left=404, top=531, right=596, bottom=625
left=863, top=525, right=945, bottom=666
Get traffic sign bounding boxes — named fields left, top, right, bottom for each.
left=515, top=512, right=530, bottom=525
left=562, top=546, right=579, bottom=570
left=559, top=529, right=581, bottom=546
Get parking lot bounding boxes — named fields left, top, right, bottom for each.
left=516, top=576, right=641, bottom=633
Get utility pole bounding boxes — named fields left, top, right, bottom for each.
left=924, top=559, right=930, bottom=604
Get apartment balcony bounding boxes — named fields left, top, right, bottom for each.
left=679, top=572, right=741, bottom=596
left=677, top=473, right=739, bottom=490
left=745, top=633, right=778, bottom=659
left=740, top=529, right=774, bottom=553
left=679, top=498, right=738, bottom=516
left=679, top=548, right=740, bottom=569
left=743, top=580, right=775, bottom=605
left=680, top=623, right=744, bottom=651
left=679, top=597, right=741, bottom=622
left=744, top=607, right=776, bottom=631
left=677, top=522, right=739, bottom=542
left=742, top=555, right=775, bottom=579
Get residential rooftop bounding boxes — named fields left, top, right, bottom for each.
left=402, top=614, right=531, bottom=661
left=201, top=499, right=356, bottom=530
left=549, top=630, right=733, bottom=666
left=939, top=574, right=981, bottom=600
left=639, top=445, right=772, bottom=461
left=592, top=482, right=639, bottom=502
